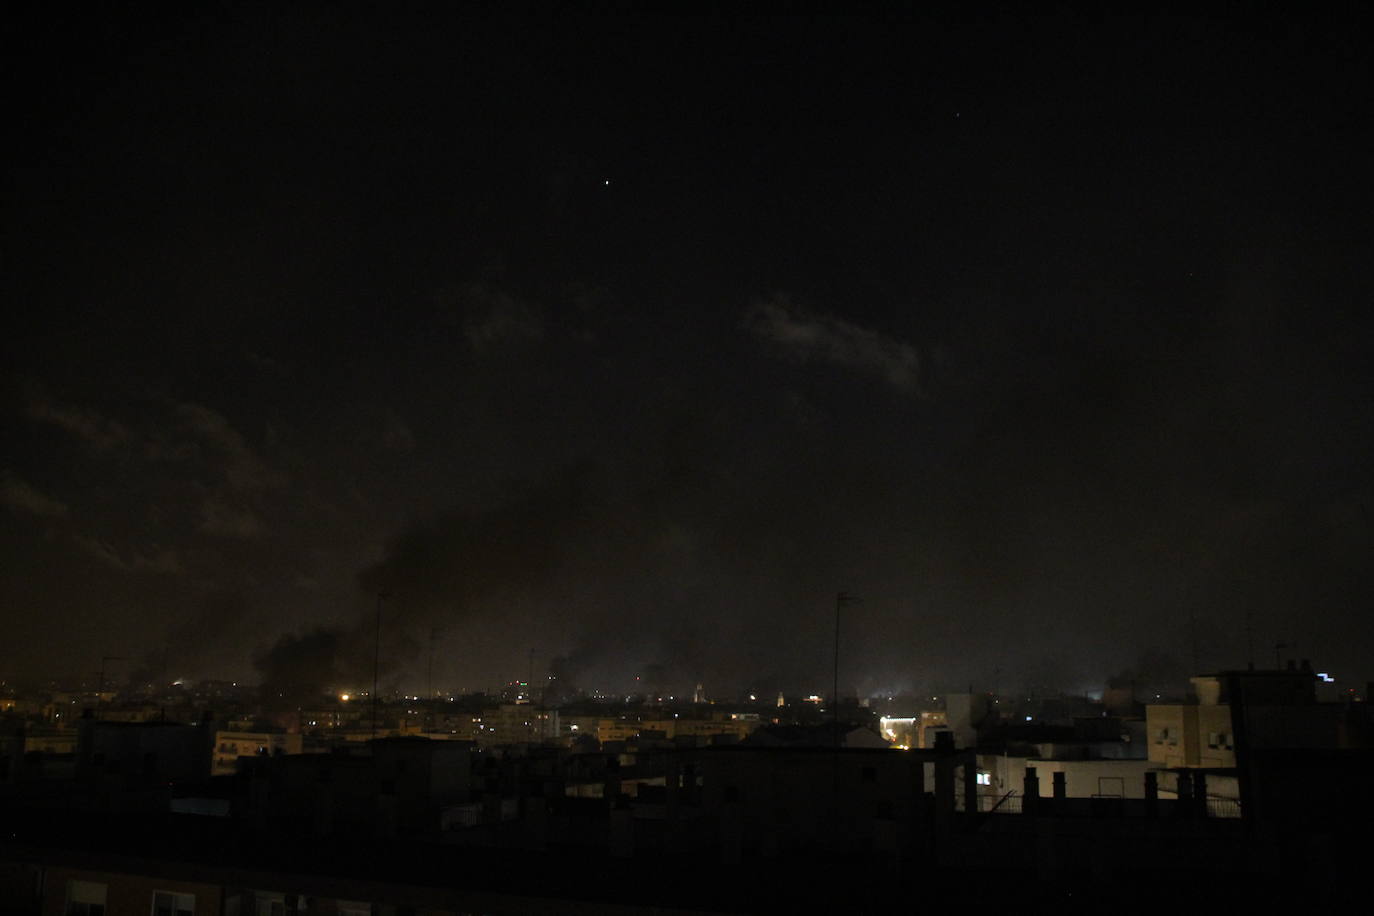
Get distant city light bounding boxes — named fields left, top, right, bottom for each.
left=1318, top=673, right=1335, bottom=683
left=340, top=693, right=351, bottom=701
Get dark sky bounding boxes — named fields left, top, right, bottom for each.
left=3, top=4, right=1371, bottom=698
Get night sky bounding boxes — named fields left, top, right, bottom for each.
left=3, top=5, right=1371, bottom=699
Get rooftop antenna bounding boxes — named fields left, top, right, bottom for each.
left=372, top=590, right=389, bottom=740
left=427, top=628, right=437, bottom=700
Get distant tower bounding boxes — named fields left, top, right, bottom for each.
left=693, top=682, right=705, bottom=704
left=776, top=691, right=785, bottom=708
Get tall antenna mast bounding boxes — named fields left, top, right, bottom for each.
left=833, top=592, right=857, bottom=746
left=373, top=591, right=389, bottom=740
left=425, top=626, right=437, bottom=735
left=427, top=628, right=436, bottom=700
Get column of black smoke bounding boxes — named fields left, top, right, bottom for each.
left=254, top=468, right=594, bottom=710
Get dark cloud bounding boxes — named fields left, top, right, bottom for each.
left=746, top=296, right=922, bottom=395
left=25, top=394, right=131, bottom=451
left=198, top=498, right=265, bottom=539
left=0, top=471, right=69, bottom=519
left=69, top=534, right=183, bottom=575
left=175, top=403, right=285, bottom=494
left=457, top=284, right=546, bottom=353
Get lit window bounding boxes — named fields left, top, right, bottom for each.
left=66, top=881, right=106, bottom=916
left=152, top=891, right=194, bottom=916
left=976, top=772, right=992, bottom=786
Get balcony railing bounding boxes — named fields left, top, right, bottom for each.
left=976, top=792, right=1022, bottom=814
left=1205, top=797, right=1242, bottom=819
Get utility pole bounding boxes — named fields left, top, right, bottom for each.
left=372, top=591, right=389, bottom=740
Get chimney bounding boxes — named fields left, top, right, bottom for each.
left=1177, top=770, right=1194, bottom=813
left=1022, top=766, right=1040, bottom=816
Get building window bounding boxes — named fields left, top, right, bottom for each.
left=66, top=880, right=106, bottom=916
left=152, top=891, right=195, bottom=916
left=976, top=772, right=992, bottom=786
